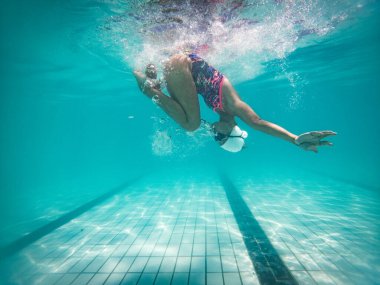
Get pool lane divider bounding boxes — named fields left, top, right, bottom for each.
left=219, top=173, right=299, bottom=285
left=0, top=176, right=142, bottom=261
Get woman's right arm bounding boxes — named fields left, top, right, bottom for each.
left=133, top=70, right=163, bottom=99
left=133, top=70, right=146, bottom=91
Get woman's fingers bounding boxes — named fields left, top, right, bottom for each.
left=296, top=131, right=337, bottom=144
left=308, top=145, right=318, bottom=153
left=297, top=131, right=336, bottom=153
left=318, top=131, right=337, bottom=139
left=319, top=141, right=333, bottom=146
left=299, top=141, right=331, bottom=152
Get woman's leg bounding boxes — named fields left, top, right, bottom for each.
left=162, top=54, right=201, bottom=131
left=221, top=77, right=297, bottom=143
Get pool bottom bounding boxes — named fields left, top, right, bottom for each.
left=0, top=170, right=379, bottom=285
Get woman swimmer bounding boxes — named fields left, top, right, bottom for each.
left=133, top=53, right=336, bottom=153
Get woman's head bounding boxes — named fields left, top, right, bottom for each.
left=213, top=123, right=248, bottom=152
left=145, top=63, right=158, bottom=79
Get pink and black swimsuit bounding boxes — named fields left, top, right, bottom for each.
left=188, top=53, right=225, bottom=112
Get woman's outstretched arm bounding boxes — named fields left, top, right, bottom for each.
left=232, top=100, right=298, bottom=144
left=221, top=77, right=297, bottom=143
left=230, top=100, right=336, bottom=152
left=221, top=77, right=336, bottom=152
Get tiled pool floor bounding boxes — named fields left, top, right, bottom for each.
left=1, top=179, right=259, bottom=285
left=237, top=175, right=380, bottom=285
left=1, top=172, right=379, bottom=285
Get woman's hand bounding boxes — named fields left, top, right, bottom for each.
left=295, top=131, right=337, bottom=153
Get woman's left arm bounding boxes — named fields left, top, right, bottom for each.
left=233, top=100, right=336, bottom=152
left=233, top=100, right=298, bottom=143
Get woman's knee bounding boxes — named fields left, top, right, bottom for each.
left=165, top=54, right=190, bottom=74
left=183, top=118, right=201, bottom=132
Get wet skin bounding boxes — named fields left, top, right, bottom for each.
left=133, top=54, right=336, bottom=152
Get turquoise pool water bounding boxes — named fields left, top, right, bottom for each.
left=0, top=0, right=379, bottom=284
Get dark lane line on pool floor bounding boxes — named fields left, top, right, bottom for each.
left=0, top=176, right=142, bottom=261
left=220, top=173, right=299, bottom=285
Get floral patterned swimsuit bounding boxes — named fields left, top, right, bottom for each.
left=188, top=53, right=225, bottom=112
